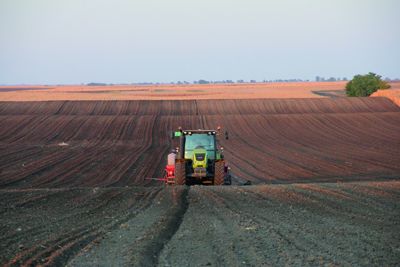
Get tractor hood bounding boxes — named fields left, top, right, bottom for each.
left=192, top=147, right=207, bottom=168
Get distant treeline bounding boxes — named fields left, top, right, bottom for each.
left=85, top=77, right=399, bottom=86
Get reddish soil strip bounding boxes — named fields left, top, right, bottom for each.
left=0, top=88, right=52, bottom=92
left=0, top=82, right=347, bottom=101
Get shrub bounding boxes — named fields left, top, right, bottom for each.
left=346, top=72, right=390, bottom=97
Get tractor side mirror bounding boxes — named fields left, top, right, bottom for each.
left=225, top=131, right=229, bottom=140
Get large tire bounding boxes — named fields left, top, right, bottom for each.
left=214, top=160, right=225, bottom=185
left=174, top=160, right=186, bottom=185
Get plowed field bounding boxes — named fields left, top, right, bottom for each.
left=1, top=97, right=400, bottom=266
left=1, top=97, right=399, bottom=188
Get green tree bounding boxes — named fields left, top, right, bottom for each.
left=346, top=72, right=390, bottom=97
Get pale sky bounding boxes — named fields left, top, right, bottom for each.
left=0, top=0, right=399, bottom=84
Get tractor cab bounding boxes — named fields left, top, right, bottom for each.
left=180, top=130, right=221, bottom=180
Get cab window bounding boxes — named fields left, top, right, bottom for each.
left=184, top=134, right=215, bottom=159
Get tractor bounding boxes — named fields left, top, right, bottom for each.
left=164, top=127, right=231, bottom=185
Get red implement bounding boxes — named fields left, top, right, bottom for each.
left=164, top=165, right=175, bottom=184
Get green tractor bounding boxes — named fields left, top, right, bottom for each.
left=166, top=128, right=231, bottom=185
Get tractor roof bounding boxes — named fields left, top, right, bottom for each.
left=181, top=129, right=217, bottom=135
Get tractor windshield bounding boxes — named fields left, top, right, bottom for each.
left=184, top=134, right=215, bottom=159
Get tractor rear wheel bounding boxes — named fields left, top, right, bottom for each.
left=174, top=160, right=186, bottom=185
left=214, top=160, right=225, bottom=185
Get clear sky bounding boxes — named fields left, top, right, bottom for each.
left=0, top=0, right=399, bottom=84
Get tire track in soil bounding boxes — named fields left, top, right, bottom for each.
left=64, top=187, right=190, bottom=267
left=131, top=186, right=190, bottom=267
left=158, top=186, right=268, bottom=267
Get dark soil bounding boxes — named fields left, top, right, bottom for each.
left=1, top=182, right=399, bottom=266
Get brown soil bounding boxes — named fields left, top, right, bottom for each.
left=0, top=98, right=399, bottom=188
